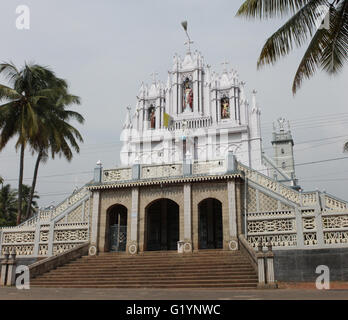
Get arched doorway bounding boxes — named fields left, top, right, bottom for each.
left=146, top=199, right=179, bottom=251
left=198, top=198, right=223, bottom=249
left=107, top=204, right=127, bottom=252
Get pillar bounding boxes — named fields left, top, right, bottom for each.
left=256, top=241, right=266, bottom=287
left=315, top=191, right=325, bottom=247
left=227, top=180, right=238, bottom=250
left=128, top=187, right=139, bottom=255
left=0, top=250, right=9, bottom=286
left=295, top=207, right=305, bottom=248
left=90, top=190, right=101, bottom=254
left=6, top=250, right=17, bottom=286
left=182, top=184, right=193, bottom=253
left=257, top=253, right=266, bottom=287
left=265, top=241, right=277, bottom=288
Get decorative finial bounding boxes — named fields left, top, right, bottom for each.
left=277, top=117, right=286, bottom=131
left=221, top=59, right=229, bottom=73
left=150, top=72, right=158, bottom=84
left=181, top=20, right=194, bottom=53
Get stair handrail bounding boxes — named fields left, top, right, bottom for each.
left=29, top=242, right=89, bottom=279
left=238, top=234, right=258, bottom=272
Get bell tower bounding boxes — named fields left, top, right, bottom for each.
left=271, top=118, right=296, bottom=182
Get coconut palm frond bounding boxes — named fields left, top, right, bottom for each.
left=344, top=141, right=348, bottom=152
left=257, top=0, right=328, bottom=68
left=236, top=0, right=312, bottom=19
left=320, top=0, right=348, bottom=74
left=292, top=25, right=329, bottom=93
left=0, top=84, right=21, bottom=102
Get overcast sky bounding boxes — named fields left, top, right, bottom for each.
left=0, top=0, right=347, bottom=207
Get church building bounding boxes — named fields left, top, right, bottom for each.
left=1, top=34, right=348, bottom=288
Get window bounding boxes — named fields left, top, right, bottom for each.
left=282, top=162, right=286, bottom=169
left=281, top=148, right=285, bottom=154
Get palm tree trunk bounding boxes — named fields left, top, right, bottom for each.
left=17, top=144, right=25, bottom=225
left=26, top=150, right=42, bottom=220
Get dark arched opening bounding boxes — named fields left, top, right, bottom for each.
left=198, top=198, right=223, bottom=249
left=107, top=204, right=127, bottom=252
left=146, top=199, right=179, bottom=251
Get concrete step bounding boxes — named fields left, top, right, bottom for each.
left=64, top=262, right=251, bottom=268
left=37, top=273, right=257, bottom=281
left=31, top=250, right=258, bottom=289
left=31, top=283, right=257, bottom=289
left=31, top=278, right=258, bottom=285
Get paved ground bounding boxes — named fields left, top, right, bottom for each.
left=1, top=286, right=348, bottom=300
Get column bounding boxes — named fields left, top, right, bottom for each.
left=47, top=222, right=55, bottom=257
left=6, top=250, right=17, bottom=286
left=295, top=207, right=305, bottom=248
left=315, top=191, right=325, bottom=247
left=155, top=105, right=160, bottom=129
left=90, top=191, right=100, bottom=254
left=193, top=71, right=198, bottom=114
left=129, top=187, right=139, bottom=254
left=0, top=250, right=9, bottom=286
left=33, top=219, right=41, bottom=257
left=183, top=184, right=192, bottom=253
left=227, top=180, right=238, bottom=250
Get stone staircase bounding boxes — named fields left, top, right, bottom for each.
left=30, top=250, right=258, bottom=289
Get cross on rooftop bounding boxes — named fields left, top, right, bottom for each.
left=184, top=39, right=194, bottom=53
left=221, top=60, right=229, bottom=72
left=150, top=72, right=159, bottom=83
left=150, top=72, right=158, bottom=83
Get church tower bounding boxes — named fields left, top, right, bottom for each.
left=271, top=118, right=296, bottom=183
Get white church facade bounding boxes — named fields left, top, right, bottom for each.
left=120, top=46, right=297, bottom=187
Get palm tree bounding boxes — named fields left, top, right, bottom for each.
left=20, top=184, right=39, bottom=220
left=0, top=184, right=18, bottom=226
left=236, top=0, right=348, bottom=94
left=25, top=89, right=84, bottom=220
left=0, top=63, right=64, bottom=224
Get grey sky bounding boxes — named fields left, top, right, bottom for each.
left=0, top=0, right=347, bottom=207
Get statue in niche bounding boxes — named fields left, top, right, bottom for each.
left=148, top=105, right=156, bottom=129
left=221, top=96, right=230, bottom=119
left=182, top=78, right=193, bottom=112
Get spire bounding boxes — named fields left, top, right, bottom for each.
left=251, top=89, right=257, bottom=111
left=150, top=72, right=158, bottom=84
left=166, top=72, right=171, bottom=89
left=123, top=106, right=132, bottom=129
left=239, top=81, right=246, bottom=103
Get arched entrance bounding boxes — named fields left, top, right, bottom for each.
left=107, top=204, right=127, bottom=252
left=146, top=199, right=179, bottom=251
left=198, top=198, right=223, bottom=249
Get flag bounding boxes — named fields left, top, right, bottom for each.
left=163, top=112, right=172, bottom=128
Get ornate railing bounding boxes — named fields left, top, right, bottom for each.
left=0, top=185, right=91, bottom=257
left=103, top=167, right=132, bottom=183
left=141, top=163, right=183, bottom=179
left=192, top=159, right=225, bottom=175
left=168, top=116, right=212, bottom=131
left=324, top=194, right=348, bottom=211
left=246, top=210, right=297, bottom=248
